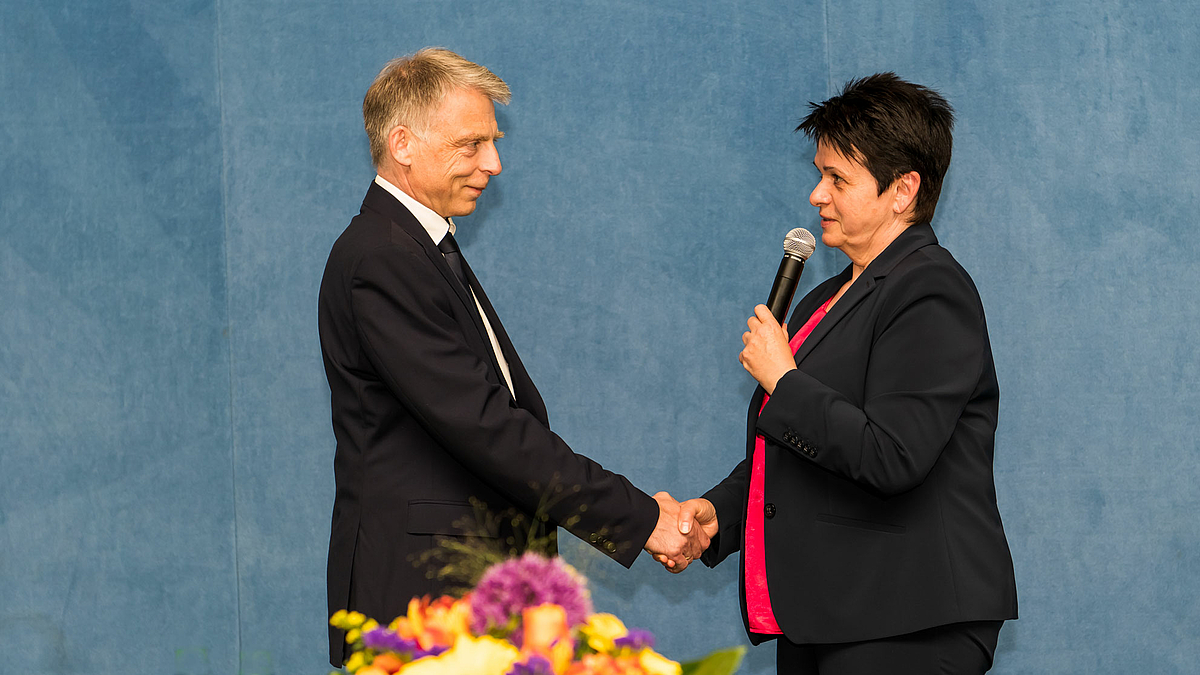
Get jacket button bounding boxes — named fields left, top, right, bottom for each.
left=764, top=503, right=776, bottom=519
left=604, top=541, right=616, bottom=553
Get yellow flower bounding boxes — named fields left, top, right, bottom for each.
left=346, top=611, right=367, bottom=626
left=580, top=613, right=628, bottom=653
left=401, top=635, right=520, bottom=675
left=362, top=619, right=379, bottom=632
left=343, top=651, right=366, bottom=674
left=549, top=639, right=575, bottom=675
left=345, top=628, right=361, bottom=644
left=330, top=609, right=349, bottom=625
left=638, top=650, right=682, bottom=675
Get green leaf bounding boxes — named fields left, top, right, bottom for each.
left=680, top=645, right=747, bottom=675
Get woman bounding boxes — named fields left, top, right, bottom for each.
left=678, top=74, right=1018, bottom=674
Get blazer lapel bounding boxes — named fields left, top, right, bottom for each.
left=791, top=222, right=939, bottom=367
left=791, top=268, right=871, bottom=367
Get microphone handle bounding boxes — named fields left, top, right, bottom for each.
left=766, top=255, right=806, bottom=323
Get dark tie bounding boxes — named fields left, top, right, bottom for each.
left=437, top=232, right=470, bottom=292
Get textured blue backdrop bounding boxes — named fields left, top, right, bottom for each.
left=2, top=1, right=1197, bottom=673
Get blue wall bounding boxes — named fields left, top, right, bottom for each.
left=2, top=1, right=1196, bottom=673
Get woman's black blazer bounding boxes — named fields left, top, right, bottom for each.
left=701, top=222, right=1018, bottom=645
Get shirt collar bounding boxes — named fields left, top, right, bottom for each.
left=374, top=175, right=455, bottom=243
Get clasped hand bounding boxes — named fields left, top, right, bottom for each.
left=644, top=493, right=719, bottom=573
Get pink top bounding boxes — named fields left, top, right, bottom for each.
left=744, top=298, right=830, bottom=635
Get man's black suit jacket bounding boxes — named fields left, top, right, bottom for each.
left=701, top=222, right=1017, bottom=645
left=318, top=183, right=657, bottom=664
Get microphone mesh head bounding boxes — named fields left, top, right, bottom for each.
left=784, top=228, right=817, bottom=260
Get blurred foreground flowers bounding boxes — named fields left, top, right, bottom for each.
left=331, top=552, right=744, bottom=675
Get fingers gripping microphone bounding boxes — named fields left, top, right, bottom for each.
left=766, top=228, right=817, bottom=323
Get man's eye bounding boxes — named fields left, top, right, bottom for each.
left=831, top=175, right=844, bottom=185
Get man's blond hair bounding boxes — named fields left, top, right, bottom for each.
left=363, top=48, right=511, bottom=167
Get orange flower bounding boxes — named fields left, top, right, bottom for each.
left=389, top=595, right=472, bottom=650
left=370, top=653, right=404, bottom=674
left=522, top=604, right=574, bottom=674
left=522, top=604, right=570, bottom=652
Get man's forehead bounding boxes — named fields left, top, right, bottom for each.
left=425, top=89, right=501, bottom=139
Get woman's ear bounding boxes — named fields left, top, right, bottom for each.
left=892, top=170, right=921, bottom=217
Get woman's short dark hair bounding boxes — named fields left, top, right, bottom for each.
left=797, top=73, right=954, bottom=225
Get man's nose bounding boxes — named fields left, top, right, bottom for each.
left=480, top=141, right=502, bottom=175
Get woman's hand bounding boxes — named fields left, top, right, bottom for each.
left=739, top=304, right=796, bottom=395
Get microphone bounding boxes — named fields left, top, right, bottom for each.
left=765, top=228, right=817, bottom=323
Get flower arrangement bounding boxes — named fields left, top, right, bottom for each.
left=331, top=552, right=744, bottom=675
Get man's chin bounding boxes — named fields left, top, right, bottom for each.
left=451, top=200, right=480, bottom=217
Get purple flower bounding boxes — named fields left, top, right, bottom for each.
left=362, top=627, right=448, bottom=660
left=506, top=655, right=555, bottom=675
left=362, top=627, right=420, bottom=653
left=470, top=552, right=593, bottom=643
left=614, top=628, right=655, bottom=651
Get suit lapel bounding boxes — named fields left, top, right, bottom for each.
left=460, top=257, right=548, bottom=421
left=361, top=183, right=518, bottom=406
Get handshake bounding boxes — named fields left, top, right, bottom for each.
left=643, top=492, right=719, bottom=573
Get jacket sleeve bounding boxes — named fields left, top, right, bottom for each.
left=351, top=243, right=658, bottom=566
left=756, top=259, right=988, bottom=498
left=699, top=458, right=749, bottom=567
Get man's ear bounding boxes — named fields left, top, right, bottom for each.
left=388, top=125, right=415, bottom=167
left=892, top=170, right=921, bottom=217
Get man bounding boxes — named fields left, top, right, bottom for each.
left=318, top=48, right=702, bottom=666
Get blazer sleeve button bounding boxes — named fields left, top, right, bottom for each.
left=764, top=503, right=776, bottom=519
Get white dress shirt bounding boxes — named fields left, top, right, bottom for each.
left=374, top=175, right=516, bottom=400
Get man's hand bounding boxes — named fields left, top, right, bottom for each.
left=740, top=304, right=796, bottom=395
left=644, top=492, right=709, bottom=572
